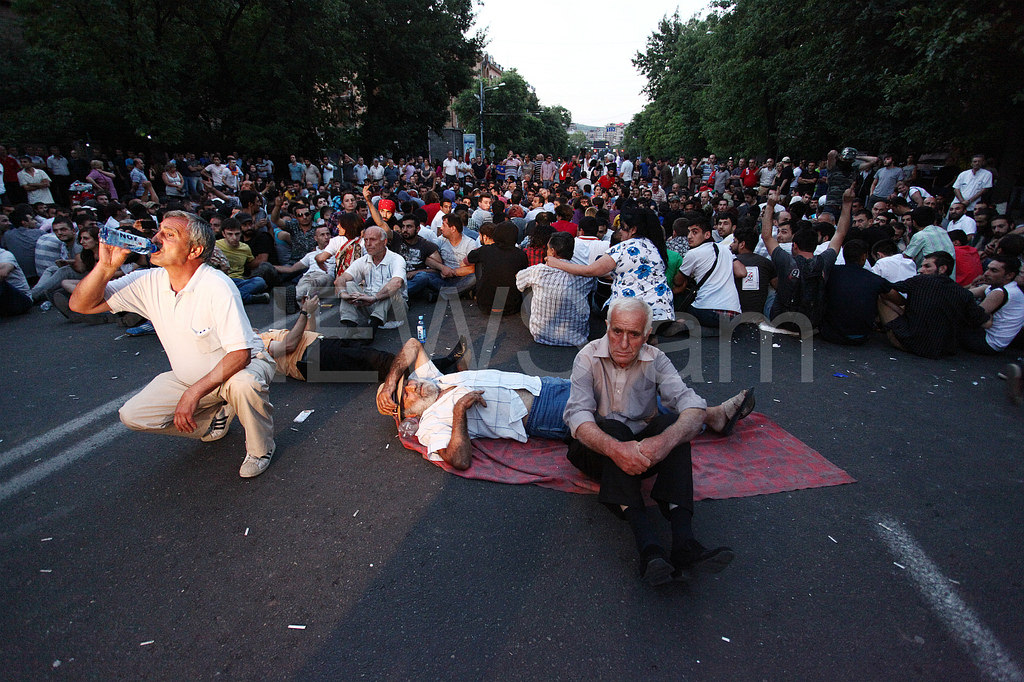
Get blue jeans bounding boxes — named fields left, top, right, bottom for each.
left=232, top=277, right=267, bottom=302
left=407, top=271, right=445, bottom=299
left=524, top=376, right=572, bottom=440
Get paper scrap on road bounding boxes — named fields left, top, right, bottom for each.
left=288, top=625, right=306, bottom=630
left=41, top=537, right=53, bottom=542
left=293, top=409, right=314, bottom=423
left=721, top=636, right=731, bottom=642
left=244, top=527, right=249, bottom=536
left=828, top=535, right=837, bottom=543
left=894, top=562, right=906, bottom=570
left=140, top=640, right=154, bottom=646
left=39, top=569, right=52, bottom=573
left=353, top=510, right=359, bottom=517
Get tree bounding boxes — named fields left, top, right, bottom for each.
left=566, top=131, right=589, bottom=157
left=628, top=0, right=1024, bottom=175
left=452, top=69, right=571, bottom=157
left=0, top=0, right=481, bottom=156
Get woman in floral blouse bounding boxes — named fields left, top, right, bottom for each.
left=544, top=208, right=674, bottom=327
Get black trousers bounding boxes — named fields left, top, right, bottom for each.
left=296, top=339, right=395, bottom=383
left=567, top=414, right=694, bottom=514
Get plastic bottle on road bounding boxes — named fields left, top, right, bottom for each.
left=99, top=226, right=160, bottom=254
left=416, top=315, right=426, bottom=343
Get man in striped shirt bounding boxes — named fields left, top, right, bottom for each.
left=516, top=232, right=596, bottom=346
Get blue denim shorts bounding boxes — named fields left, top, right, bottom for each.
left=524, top=376, right=571, bottom=440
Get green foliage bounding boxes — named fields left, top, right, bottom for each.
left=628, top=0, right=1024, bottom=161
left=0, top=0, right=480, bottom=156
left=452, top=69, right=570, bottom=157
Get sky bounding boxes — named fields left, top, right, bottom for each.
left=470, top=0, right=712, bottom=128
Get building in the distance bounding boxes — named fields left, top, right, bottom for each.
left=429, top=53, right=504, bottom=163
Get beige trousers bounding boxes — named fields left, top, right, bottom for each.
left=118, top=354, right=276, bottom=457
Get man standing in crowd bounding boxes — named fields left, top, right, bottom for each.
left=18, top=156, right=54, bottom=206
left=69, top=211, right=278, bottom=478
left=953, top=154, right=993, bottom=211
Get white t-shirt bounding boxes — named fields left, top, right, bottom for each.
left=871, top=254, right=918, bottom=283
left=323, top=235, right=350, bottom=256
left=205, top=163, right=230, bottom=187
left=575, top=236, right=610, bottom=264
left=106, top=265, right=263, bottom=385
left=442, top=158, right=460, bottom=177
left=620, top=159, right=634, bottom=182
left=679, top=241, right=741, bottom=312
left=946, top=214, right=977, bottom=235
left=299, top=247, right=336, bottom=279
left=430, top=210, right=447, bottom=232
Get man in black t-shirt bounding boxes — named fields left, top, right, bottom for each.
left=731, top=225, right=776, bottom=316
left=820, top=240, right=902, bottom=345
left=763, top=188, right=852, bottom=333
left=389, top=215, right=443, bottom=301
left=240, top=210, right=286, bottom=289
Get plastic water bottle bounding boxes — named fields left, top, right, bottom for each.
left=40, top=301, right=52, bottom=312
left=99, top=226, right=160, bottom=254
left=416, top=315, right=426, bottom=343
left=398, top=416, right=419, bottom=437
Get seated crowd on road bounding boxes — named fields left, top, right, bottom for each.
left=2, top=143, right=1023, bottom=359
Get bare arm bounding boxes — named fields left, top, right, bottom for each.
left=439, top=391, right=486, bottom=470
left=375, top=338, right=433, bottom=415
left=636, top=408, right=706, bottom=466
left=732, top=259, right=747, bottom=277
left=827, top=183, right=857, bottom=253
left=69, top=243, right=130, bottom=314
left=174, top=349, right=251, bottom=433
left=268, top=295, right=320, bottom=356
left=979, top=288, right=1008, bottom=316
left=545, top=253, right=615, bottom=277
left=762, top=191, right=780, bottom=254
left=573, top=421, right=654, bottom=476
left=0, top=262, right=13, bottom=280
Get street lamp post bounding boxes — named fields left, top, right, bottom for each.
left=475, top=80, right=505, bottom=157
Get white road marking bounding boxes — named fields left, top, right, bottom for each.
left=0, top=392, right=135, bottom=472
left=874, top=515, right=1024, bottom=682
left=0, top=423, right=126, bottom=505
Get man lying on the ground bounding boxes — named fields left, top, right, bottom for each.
left=259, top=295, right=466, bottom=383
left=373, top=315, right=754, bottom=474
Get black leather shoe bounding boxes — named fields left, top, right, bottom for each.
left=672, top=539, right=735, bottom=574
left=639, top=545, right=674, bottom=586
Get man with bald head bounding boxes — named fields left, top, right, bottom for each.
left=334, top=225, right=407, bottom=335
left=375, top=297, right=752, bottom=585
left=563, top=297, right=750, bottom=585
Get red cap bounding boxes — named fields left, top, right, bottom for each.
left=377, top=199, right=396, bottom=213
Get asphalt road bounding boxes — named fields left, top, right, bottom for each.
left=1, top=295, right=1022, bottom=681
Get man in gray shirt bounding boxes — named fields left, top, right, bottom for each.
left=869, top=154, right=903, bottom=205
left=563, top=297, right=754, bottom=585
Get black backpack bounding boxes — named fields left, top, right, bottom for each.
left=780, top=253, right=828, bottom=326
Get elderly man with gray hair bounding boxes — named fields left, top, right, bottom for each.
left=70, top=211, right=277, bottom=478
left=375, top=297, right=753, bottom=584
left=563, top=297, right=753, bottom=585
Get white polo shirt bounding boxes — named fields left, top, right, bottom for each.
left=106, top=264, right=263, bottom=385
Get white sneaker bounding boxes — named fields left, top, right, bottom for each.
left=201, top=403, right=236, bottom=442
left=239, top=450, right=274, bottom=478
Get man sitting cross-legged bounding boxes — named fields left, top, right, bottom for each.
left=374, top=297, right=754, bottom=585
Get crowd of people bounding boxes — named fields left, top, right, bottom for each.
left=3, top=144, right=1023, bottom=363
left=4, top=140, right=1024, bottom=581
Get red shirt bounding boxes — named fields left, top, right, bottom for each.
left=552, top=220, right=578, bottom=236
left=422, top=202, right=441, bottom=223
left=598, top=175, right=615, bottom=190
left=559, top=162, right=575, bottom=181
left=954, top=244, right=983, bottom=287
left=741, top=167, right=757, bottom=188
left=2, top=155, right=21, bottom=183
